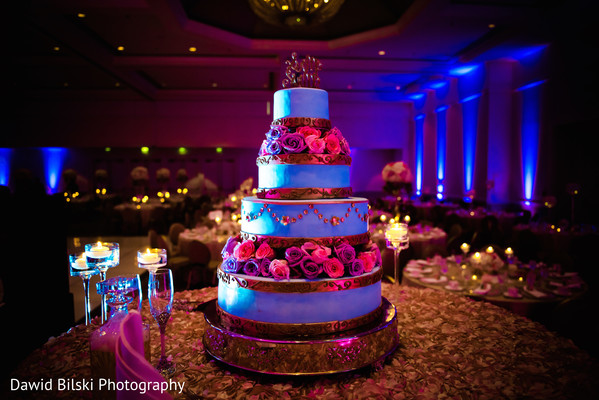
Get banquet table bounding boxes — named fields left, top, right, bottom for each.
left=7, top=284, right=599, bottom=399
left=401, top=257, right=588, bottom=318
left=372, top=223, right=447, bottom=259
left=113, top=201, right=170, bottom=230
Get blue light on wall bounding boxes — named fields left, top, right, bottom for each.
left=415, top=114, right=425, bottom=196
left=435, top=106, right=447, bottom=200
left=0, top=148, right=12, bottom=186
left=42, top=147, right=67, bottom=194
left=518, top=81, right=543, bottom=202
left=461, top=95, right=480, bottom=193
left=449, top=64, right=479, bottom=77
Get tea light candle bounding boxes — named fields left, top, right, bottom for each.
left=72, top=257, right=88, bottom=270
left=138, top=249, right=160, bottom=264
left=472, top=252, right=481, bottom=264
left=505, top=247, right=514, bottom=256
left=404, top=215, right=411, bottom=223
left=460, top=243, right=470, bottom=254
left=87, top=242, right=110, bottom=258
left=486, top=246, right=494, bottom=254
left=385, top=223, right=408, bottom=241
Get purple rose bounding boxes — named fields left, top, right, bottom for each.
left=266, top=125, right=288, bottom=140
left=259, top=258, right=271, bottom=277
left=221, top=236, right=240, bottom=259
left=266, top=140, right=282, bottom=155
left=280, top=133, right=307, bottom=154
left=299, top=256, right=322, bottom=279
left=222, top=257, right=240, bottom=273
left=242, top=258, right=261, bottom=276
left=285, top=246, right=305, bottom=266
left=348, top=258, right=365, bottom=276
left=334, top=243, right=356, bottom=265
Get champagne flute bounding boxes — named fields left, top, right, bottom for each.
left=69, top=251, right=99, bottom=325
left=149, top=268, right=175, bottom=376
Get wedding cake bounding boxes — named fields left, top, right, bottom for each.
left=203, top=53, right=399, bottom=375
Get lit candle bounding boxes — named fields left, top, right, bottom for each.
left=472, top=274, right=478, bottom=281
left=460, top=243, right=470, bottom=254
left=385, top=223, right=408, bottom=242
left=486, top=246, right=494, bottom=254
left=404, top=215, right=411, bottom=223
left=138, top=249, right=160, bottom=264
left=505, top=247, right=514, bottom=256
left=215, top=216, right=222, bottom=224
left=472, top=252, right=481, bottom=264
left=87, top=242, right=110, bottom=258
left=380, top=214, right=387, bottom=222
left=72, top=257, right=88, bottom=270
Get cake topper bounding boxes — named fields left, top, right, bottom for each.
left=282, top=52, right=322, bottom=89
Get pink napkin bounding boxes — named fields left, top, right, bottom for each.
left=115, top=311, right=173, bottom=400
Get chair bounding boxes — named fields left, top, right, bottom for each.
left=168, top=222, right=186, bottom=254
left=184, top=240, right=212, bottom=290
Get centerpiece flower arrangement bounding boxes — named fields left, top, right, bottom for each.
left=220, top=236, right=382, bottom=280
left=381, top=161, right=413, bottom=197
left=131, top=166, right=149, bottom=196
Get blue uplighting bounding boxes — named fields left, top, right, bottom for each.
left=0, top=148, right=12, bottom=186
left=462, top=96, right=480, bottom=193
left=42, top=147, right=67, bottom=194
left=449, top=64, right=479, bottom=77
left=415, top=114, right=424, bottom=196
left=436, top=106, right=447, bottom=183
left=520, top=82, right=542, bottom=202
left=460, top=93, right=481, bottom=103
left=516, top=80, right=546, bottom=92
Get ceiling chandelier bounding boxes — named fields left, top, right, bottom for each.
left=248, top=0, right=346, bottom=27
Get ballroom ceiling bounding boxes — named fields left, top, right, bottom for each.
left=6, top=0, right=584, bottom=103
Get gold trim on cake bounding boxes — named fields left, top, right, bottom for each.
left=256, top=187, right=352, bottom=200
left=216, top=302, right=384, bottom=338
left=218, top=267, right=383, bottom=293
left=272, top=117, right=331, bottom=130
left=257, top=154, right=351, bottom=166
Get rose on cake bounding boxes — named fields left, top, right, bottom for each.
left=260, top=125, right=350, bottom=156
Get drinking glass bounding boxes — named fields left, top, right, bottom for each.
left=85, top=242, right=119, bottom=323
left=69, top=251, right=100, bottom=325
left=149, top=268, right=175, bottom=376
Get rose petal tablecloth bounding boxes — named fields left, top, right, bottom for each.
left=6, top=285, right=599, bottom=399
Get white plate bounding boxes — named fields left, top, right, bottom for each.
left=503, top=291, right=523, bottom=299
left=420, top=276, right=448, bottom=284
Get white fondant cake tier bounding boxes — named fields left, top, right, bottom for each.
left=273, top=88, right=329, bottom=120
left=258, top=163, right=350, bottom=190
left=241, top=197, right=369, bottom=238
left=217, top=267, right=382, bottom=324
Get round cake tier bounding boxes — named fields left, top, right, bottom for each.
left=257, top=157, right=351, bottom=199
left=217, top=266, right=382, bottom=324
left=203, top=297, right=399, bottom=375
left=241, top=197, right=369, bottom=238
left=273, top=88, right=329, bottom=120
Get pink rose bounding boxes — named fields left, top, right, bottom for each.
left=323, top=258, right=345, bottom=278
left=300, top=241, right=319, bottom=254
left=325, top=135, right=341, bottom=154
left=311, top=246, right=332, bottom=264
left=269, top=259, right=290, bottom=280
left=305, top=135, right=326, bottom=154
left=297, top=126, right=321, bottom=138
left=255, top=242, right=274, bottom=259
left=233, top=240, right=255, bottom=261
left=358, top=251, right=376, bottom=272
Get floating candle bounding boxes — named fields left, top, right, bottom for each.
left=460, top=243, right=470, bottom=254
left=138, top=249, right=160, bottom=264
left=385, top=223, right=408, bottom=241
left=87, top=242, right=111, bottom=258
left=505, top=247, right=514, bottom=256
left=486, top=246, right=494, bottom=254
left=72, top=257, right=88, bottom=270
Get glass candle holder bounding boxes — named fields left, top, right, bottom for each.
left=85, top=241, right=119, bottom=323
left=385, top=222, right=410, bottom=286
left=137, top=248, right=167, bottom=272
left=69, top=251, right=100, bottom=326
